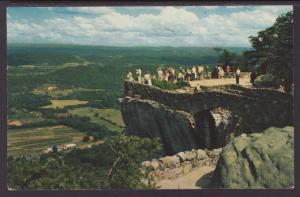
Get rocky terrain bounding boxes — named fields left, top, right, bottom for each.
left=120, top=81, right=294, bottom=189
left=211, top=126, right=294, bottom=188
left=121, top=81, right=293, bottom=155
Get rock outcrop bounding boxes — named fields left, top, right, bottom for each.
left=211, top=126, right=294, bottom=189
left=121, top=97, right=199, bottom=154
left=121, top=81, right=293, bottom=155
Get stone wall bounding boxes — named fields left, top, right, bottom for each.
left=141, top=148, right=222, bottom=181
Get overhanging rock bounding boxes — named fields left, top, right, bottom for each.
left=121, top=81, right=293, bottom=155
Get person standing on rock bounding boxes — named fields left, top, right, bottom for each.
left=205, top=65, right=209, bottom=79
left=219, top=66, right=224, bottom=79
left=198, top=65, right=204, bottom=80
left=144, top=71, right=152, bottom=86
left=225, top=65, right=230, bottom=79
left=177, top=70, right=184, bottom=81
left=279, top=78, right=285, bottom=92
left=157, top=68, right=163, bottom=81
left=212, top=65, right=219, bottom=79
left=250, top=70, right=257, bottom=84
left=164, top=69, right=169, bottom=81
left=192, top=66, right=197, bottom=81
left=236, top=66, right=241, bottom=84
left=136, top=67, right=142, bottom=83
left=126, top=71, right=134, bottom=82
left=170, top=67, right=176, bottom=82
left=187, top=68, right=192, bottom=81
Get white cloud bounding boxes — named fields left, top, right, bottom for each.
left=225, top=6, right=245, bottom=9
left=202, top=6, right=219, bottom=10
left=66, top=7, right=114, bottom=15
left=7, top=6, right=293, bottom=47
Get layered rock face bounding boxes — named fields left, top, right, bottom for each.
left=121, top=81, right=293, bottom=155
left=211, top=126, right=294, bottom=189
left=121, top=97, right=199, bottom=154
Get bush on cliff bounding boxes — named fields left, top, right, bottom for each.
left=152, top=79, right=178, bottom=90
left=253, top=74, right=278, bottom=88
left=152, top=79, right=189, bottom=90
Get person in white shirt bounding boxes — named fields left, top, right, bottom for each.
left=192, top=66, right=197, bottom=81
left=236, top=66, right=241, bottom=84
left=219, top=67, right=224, bottom=79
left=197, top=65, right=203, bottom=80
left=177, top=71, right=183, bottom=81
left=126, top=71, right=134, bottom=81
left=136, top=68, right=142, bottom=83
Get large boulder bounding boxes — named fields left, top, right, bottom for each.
left=211, top=126, right=294, bottom=189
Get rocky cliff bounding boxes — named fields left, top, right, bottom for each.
left=120, top=81, right=293, bottom=155
left=211, top=126, right=294, bottom=188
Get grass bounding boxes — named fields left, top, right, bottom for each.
left=70, top=107, right=125, bottom=132
left=7, top=125, right=90, bottom=156
left=42, top=99, right=88, bottom=109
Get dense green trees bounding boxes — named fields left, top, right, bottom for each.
left=8, top=93, right=51, bottom=113
left=246, top=11, right=293, bottom=91
left=8, top=135, right=162, bottom=190
left=218, top=49, right=244, bottom=70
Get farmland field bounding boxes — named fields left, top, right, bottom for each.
left=42, top=99, right=88, bottom=109
left=7, top=125, right=103, bottom=156
left=70, top=107, right=125, bottom=132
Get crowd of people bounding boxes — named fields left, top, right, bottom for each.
left=126, top=64, right=242, bottom=86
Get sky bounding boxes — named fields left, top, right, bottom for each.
left=7, top=5, right=293, bottom=47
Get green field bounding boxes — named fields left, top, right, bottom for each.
left=42, top=99, right=88, bottom=109
left=8, top=125, right=86, bottom=156
left=70, top=107, right=125, bottom=132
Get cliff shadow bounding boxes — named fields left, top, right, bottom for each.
left=195, top=171, right=215, bottom=189
left=194, top=110, right=217, bottom=149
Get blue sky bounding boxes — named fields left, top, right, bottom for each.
left=7, top=5, right=293, bottom=47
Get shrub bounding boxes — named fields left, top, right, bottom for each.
left=175, top=80, right=189, bottom=88
left=253, top=74, right=278, bottom=88
left=152, top=79, right=178, bottom=90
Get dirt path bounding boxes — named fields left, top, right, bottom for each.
left=157, top=165, right=215, bottom=189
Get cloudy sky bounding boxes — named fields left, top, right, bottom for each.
left=7, top=5, right=292, bottom=47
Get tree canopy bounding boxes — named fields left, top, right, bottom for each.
left=246, top=11, right=293, bottom=91
left=8, top=135, right=162, bottom=190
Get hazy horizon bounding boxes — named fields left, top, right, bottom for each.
left=7, top=42, right=253, bottom=49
